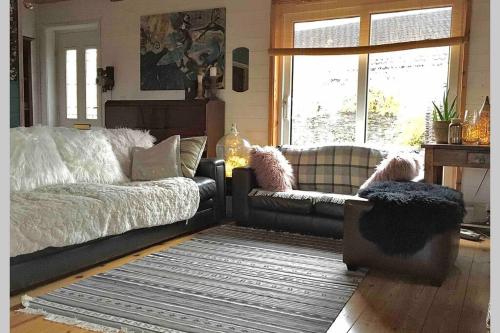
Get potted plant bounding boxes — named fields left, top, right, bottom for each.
left=432, top=89, right=457, bottom=143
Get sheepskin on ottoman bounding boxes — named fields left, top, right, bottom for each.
left=343, top=182, right=463, bottom=286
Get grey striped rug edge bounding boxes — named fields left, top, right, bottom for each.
left=19, top=225, right=365, bottom=333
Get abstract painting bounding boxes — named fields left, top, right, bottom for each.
left=140, top=8, right=226, bottom=91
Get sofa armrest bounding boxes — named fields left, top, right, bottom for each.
left=196, top=158, right=226, bottom=221
left=232, top=167, right=257, bottom=223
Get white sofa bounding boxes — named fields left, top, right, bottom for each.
left=10, top=126, right=225, bottom=293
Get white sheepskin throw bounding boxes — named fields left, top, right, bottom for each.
left=10, top=127, right=75, bottom=192
left=10, top=177, right=199, bottom=257
left=93, top=127, right=156, bottom=177
left=50, top=127, right=128, bottom=184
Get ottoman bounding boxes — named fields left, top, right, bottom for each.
left=343, top=198, right=460, bottom=286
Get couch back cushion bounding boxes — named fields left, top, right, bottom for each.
left=280, top=145, right=386, bottom=195
left=50, top=127, right=128, bottom=184
left=93, top=128, right=156, bottom=178
left=10, top=127, right=75, bottom=191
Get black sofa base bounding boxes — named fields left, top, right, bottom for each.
left=237, top=208, right=344, bottom=238
left=11, top=209, right=217, bottom=295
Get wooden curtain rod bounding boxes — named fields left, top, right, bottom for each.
left=268, top=36, right=465, bottom=56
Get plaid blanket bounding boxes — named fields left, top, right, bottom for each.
left=280, top=145, right=385, bottom=195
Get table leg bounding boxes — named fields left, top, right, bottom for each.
left=434, top=166, right=443, bottom=185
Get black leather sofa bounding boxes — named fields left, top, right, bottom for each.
left=232, top=167, right=348, bottom=238
left=10, top=159, right=225, bottom=295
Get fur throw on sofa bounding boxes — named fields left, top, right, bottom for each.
left=358, top=181, right=465, bottom=256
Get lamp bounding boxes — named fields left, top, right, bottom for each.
left=96, top=66, right=115, bottom=92
left=216, top=124, right=251, bottom=177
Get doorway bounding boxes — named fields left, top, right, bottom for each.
left=55, top=28, right=101, bottom=128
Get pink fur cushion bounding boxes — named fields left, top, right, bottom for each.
left=359, top=153, right=421, bottom=190
left=249, top=146, right=294, bottom=191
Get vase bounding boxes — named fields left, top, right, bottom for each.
left=433, top=120, right=450, bottom=144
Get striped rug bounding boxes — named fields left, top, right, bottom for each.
left=21, top=225, right=365, bottom=333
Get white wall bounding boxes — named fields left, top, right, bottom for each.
left=36, top=0, right=271, bottom=145
left=462, top=0, right=490, bottom=209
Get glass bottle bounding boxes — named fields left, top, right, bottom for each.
left=448, top=118, right=462, bottom=144
left=462, top=109, right=479, bottom=144
left=477, top=96, right=490, bottom=145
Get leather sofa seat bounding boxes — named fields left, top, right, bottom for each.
left=194, top=176, right=217, bottom=202
left=248, top=189, right=356, bottom=219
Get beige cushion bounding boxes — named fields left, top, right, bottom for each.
left=180, top=136, right=207, bottom=178
left=131, top=135, right=182, bottom=181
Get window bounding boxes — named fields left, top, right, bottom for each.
left=291, top=18, right=360, bottom=145
left=63, top=47, right=99, bottom=121
left=65, top=49, right=77, bottom=119
left=269, top=0, right=468, bottom=147
left=85, top=48, right=98, bottom=120
left=366, top=8, right=452, bottom=146
left=287, top=7, right=453, bottom=147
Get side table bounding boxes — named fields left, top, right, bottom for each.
left=422, top=143, right=490, bottom=190
left=422, top=143, right=490, bottom=232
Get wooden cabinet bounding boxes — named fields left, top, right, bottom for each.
left=105, top=99, right=225, bottom=157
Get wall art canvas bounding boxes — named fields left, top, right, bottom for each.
left=140, top=7, right=226, bottom=91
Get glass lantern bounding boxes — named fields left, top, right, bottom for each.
left=477, top=96, right=490, bottom=145
left=216, top=124, right=251, bottom=177
left=462, top=108, right=479, bottom=144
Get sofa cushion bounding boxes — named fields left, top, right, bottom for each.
left=359, top=152, right=421, bottom=191
left=193, top=176, right=216, bottom=202
left=131, top=135, right=182, bottom=181
left=280, top=145, right=386, bottom=195
left=248, top=189, right=356, bottom=218
left=249, top=146, right=294, bottom=191
left=250, top=195, right=312, bottom=215
left=313, top=193, right=356, bottom=218
left=180, top=136, right=207, bottom=178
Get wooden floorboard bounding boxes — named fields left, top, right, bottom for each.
left=10, top=232, right=490, bottom=333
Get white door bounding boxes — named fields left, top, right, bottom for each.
left=56, top=29, right=101, bottom=128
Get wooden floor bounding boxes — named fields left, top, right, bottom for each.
left=10, top=232, right=490, bottom=333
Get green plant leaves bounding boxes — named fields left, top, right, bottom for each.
left=432, top=88, right=457, bottom=121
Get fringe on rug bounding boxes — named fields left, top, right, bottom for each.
left=19, top=295, right=129, bottom=333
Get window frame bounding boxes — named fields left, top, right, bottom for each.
left=270, top=0, right=468, bottom=146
